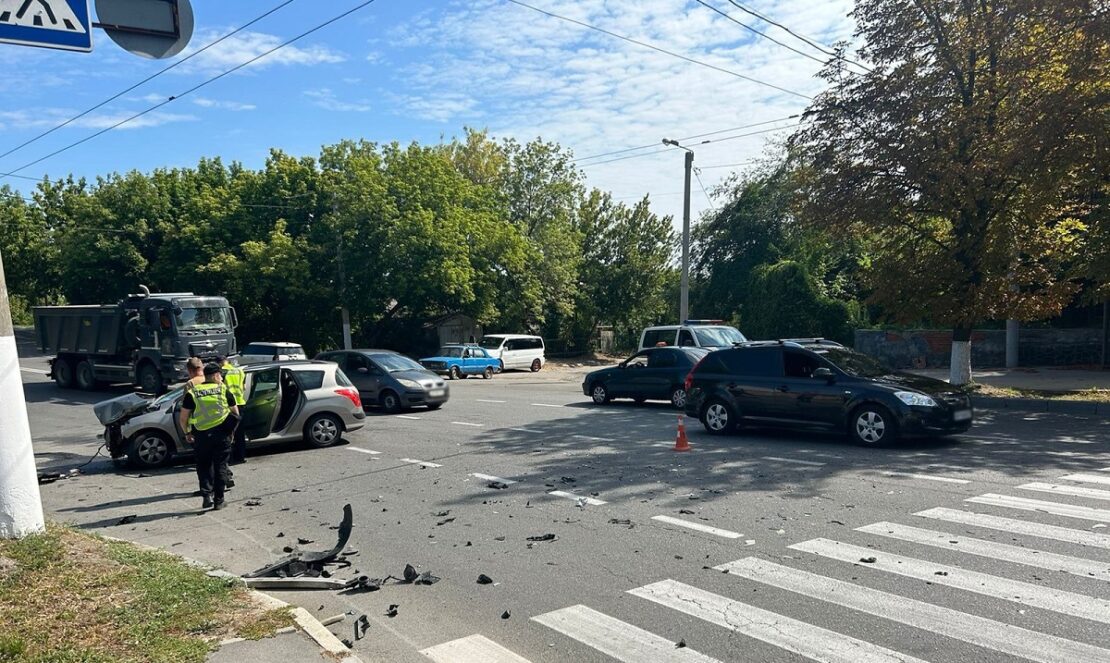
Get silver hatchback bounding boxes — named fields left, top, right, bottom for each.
left=96, top=361, right=366, bottom=468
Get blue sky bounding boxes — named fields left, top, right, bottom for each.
left=1, top=0, right=858, bottom=225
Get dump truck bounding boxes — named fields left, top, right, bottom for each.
left=34, top=286, right=237, bottom=394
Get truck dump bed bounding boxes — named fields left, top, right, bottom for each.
left=34, top=305, right=127, bottom=357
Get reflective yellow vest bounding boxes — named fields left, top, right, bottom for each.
left=191, top=382, right=230, bottom=432
left=222, top=361, right=246, bottom=406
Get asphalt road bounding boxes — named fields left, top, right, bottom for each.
left=16, top=336, right=1110, bottom=663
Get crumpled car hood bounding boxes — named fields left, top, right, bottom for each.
left=93, top=393, right=153, bottom=426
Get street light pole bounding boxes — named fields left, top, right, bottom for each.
left=663, top=139, right=693, bottom=322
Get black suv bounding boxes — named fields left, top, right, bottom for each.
left=684, top=340, right=972, bottom=445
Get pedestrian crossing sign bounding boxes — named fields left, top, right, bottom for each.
left=0, top=0, right=92, bottom=53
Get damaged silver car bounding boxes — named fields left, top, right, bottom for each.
left=95, top=361, right=366, bottom=468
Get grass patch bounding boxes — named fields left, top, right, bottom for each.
left=970, top=383, right=1110, bottom=402
left=0, top=524, right=293, bottom=663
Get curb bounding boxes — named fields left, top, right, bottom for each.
left=972, top=395, right=1106, bottom=416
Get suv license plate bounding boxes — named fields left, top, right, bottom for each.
left=429, top=389, right=445, bottom=398
left=953, top=409, right=972, bottom=422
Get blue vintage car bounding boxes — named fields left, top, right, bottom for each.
left=420, top=344, right=502, bottom=380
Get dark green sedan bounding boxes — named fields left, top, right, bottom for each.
left=582, top=347, right=709, bottom=409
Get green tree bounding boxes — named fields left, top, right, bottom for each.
left=743, top=261, right=856, bottom=343
left=793, top=0, right=1107, bottom=383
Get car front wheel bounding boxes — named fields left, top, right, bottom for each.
left=530, top=358, right=542, bottom=372
left=304, top=414, right=343, bottom=448
left=850, top=405, right=898, bottom=446
left=702, top=399, right=735, bottom=435
left=449, top=366, right=462, bottom=380
left=129, top=431, right=174, bottom=468
left=591, top=383, right=610, bottom=404
left=380, top=390, right=403, bottom=414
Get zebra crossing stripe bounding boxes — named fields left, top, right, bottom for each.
left=857, top=521, right=1110, bottom=581
left=716, top=557, right=1110, bottom=663
left=629, top=579, right=929, bottom=663
left=532, top=605, right=721, bottom=663
left=1059, top=473, right=1110, bottom=487
left=915, top=507, right=1110, bottom=550
left=966, top=493, right=1110, bottom=523
left=650, top=515, right=743, bottom=539
left=1019, top=482, right=1110, bottom=502
left=420, top=634, right=532, bottom=663
left=790, top=538, right=1110, bottom=624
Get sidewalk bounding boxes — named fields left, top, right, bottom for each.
left=910, top=366, right=1108, bottom=392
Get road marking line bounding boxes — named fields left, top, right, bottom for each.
left=397, top=415, right=422, bottom=420
left=399, top=458, right=442, bottom=468
left=475, top=399, right=506, bottom=403
left=470, top=473, right=517, bottom=485
left=533, top=604, right=721, bottom=663
left=966, top=493, right=1110, bottom=522
left=916, top=507, right=1110, bottom=550
left=790, top=538, right=1110, bottom=624
left=650, top=515, right=743, bottom=539
left=347, top=447, right=381, bottom=455
left=531, top=403, right=565, bottom=408
left=1019, top=482, right=1110, bottom=502
left=881, top=471, right=969, bottom=484
left=629, top=579, right=927, bottom=663
left=1060, top=473, right=1110, bottom=487
left=572, top=434, right=614, bottom=442
left=717, top=557, right=1110, bottom=663
left=420, top=634, right=532, bottom=663
left=19, top=367, right=49, bottom=375
left=547, top=490, right=606, bottom=506
left=858, top=521, right=1110, bottom=581
left=761, top=456, right=825, bottom=466
left=451, top=421, right=484, bottom=427
left=509, top=427, right=542, bottom=434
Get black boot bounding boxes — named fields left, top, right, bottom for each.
left=202, top=495, right=214, bottom=509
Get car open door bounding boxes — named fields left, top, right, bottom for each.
left=241, top=367, right=281, bottom=440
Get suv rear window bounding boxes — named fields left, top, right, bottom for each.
left=717, top=347, right=783, bottom=377
left=642, top=329, right=675, bottom=347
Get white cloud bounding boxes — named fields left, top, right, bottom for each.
left=0, top=107, right=196, bottom=131
left=192, top=97, right=256, bottom=111
left=173, top=30, right=345, bottom=74
left=386, top=0, right=858, bottom=223
left=304, top=88, right=372, bottom=112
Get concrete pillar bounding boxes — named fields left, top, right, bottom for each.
left=0, top=251, right=45, bottom=539
left=1005, top=319, right=1019, bottom=368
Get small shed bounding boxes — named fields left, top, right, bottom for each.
left=429, top=314, right=483, bottom=347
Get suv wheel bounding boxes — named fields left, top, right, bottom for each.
left=702, top=399, right=735, bottom=435
left=305, top=414, right=343, bottom=448
left=851, top=405, right=897, bottom=446
left=591, top=383, right=610, bottom=404
left=530, top=358, right=542, bottom=372
left=670, top=387, right=687, bottom=409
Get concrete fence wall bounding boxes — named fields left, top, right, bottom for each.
left=854, top=328, right=1103, bottom=369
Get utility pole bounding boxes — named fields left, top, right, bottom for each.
left=663, top=139, right=694, bottom=322
left=0, top=249, right=45, bottom=539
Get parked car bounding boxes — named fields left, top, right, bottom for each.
left=684, top=340, right=973, bottom=445
left=583, top=347, right=708, bottom=409
left=638, top=320, right=747, bottom=351
left=315, top=349, right=448, bottom=413
left=478, top=334, right=546, bottom=372
left=94, top=361, right=365, bottom=468
left=420, top=344, right=501, bottom=380
left=239, top=341, right=307, bottom=365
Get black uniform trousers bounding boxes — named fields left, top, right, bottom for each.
left=194, top=416, right=237, bottom=500
left=230, top=418, right=247, bottom=463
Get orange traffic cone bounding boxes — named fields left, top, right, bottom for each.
left=674, top=414, right=691, bottom=452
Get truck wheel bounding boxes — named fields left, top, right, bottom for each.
left=54, top=359, right=76, bottom=389
left=76, top=361, right=97, bottom=391
left=137, top=364, right=164, bottom=395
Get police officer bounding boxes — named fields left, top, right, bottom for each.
left=178, top=363, right=239, bottom=510
left=219, top=354, right=248, bottom=464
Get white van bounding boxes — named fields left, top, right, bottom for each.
left=638, top=321, right=746, bottom=352
left=479, top=334, right=546, bottom=371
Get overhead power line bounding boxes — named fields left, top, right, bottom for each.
left=503, top=0, right=813, bottom=101
left=580, top=122, right=802, bottom=167
left=723, top=0, right=872, bottom=73
left=573, top=115, right=798, bottom=163
left=0, top=0, right=298, bottom=168
left=691, top=0, right=831, bottom=69
left=0, top=0, right=380, bottom=183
